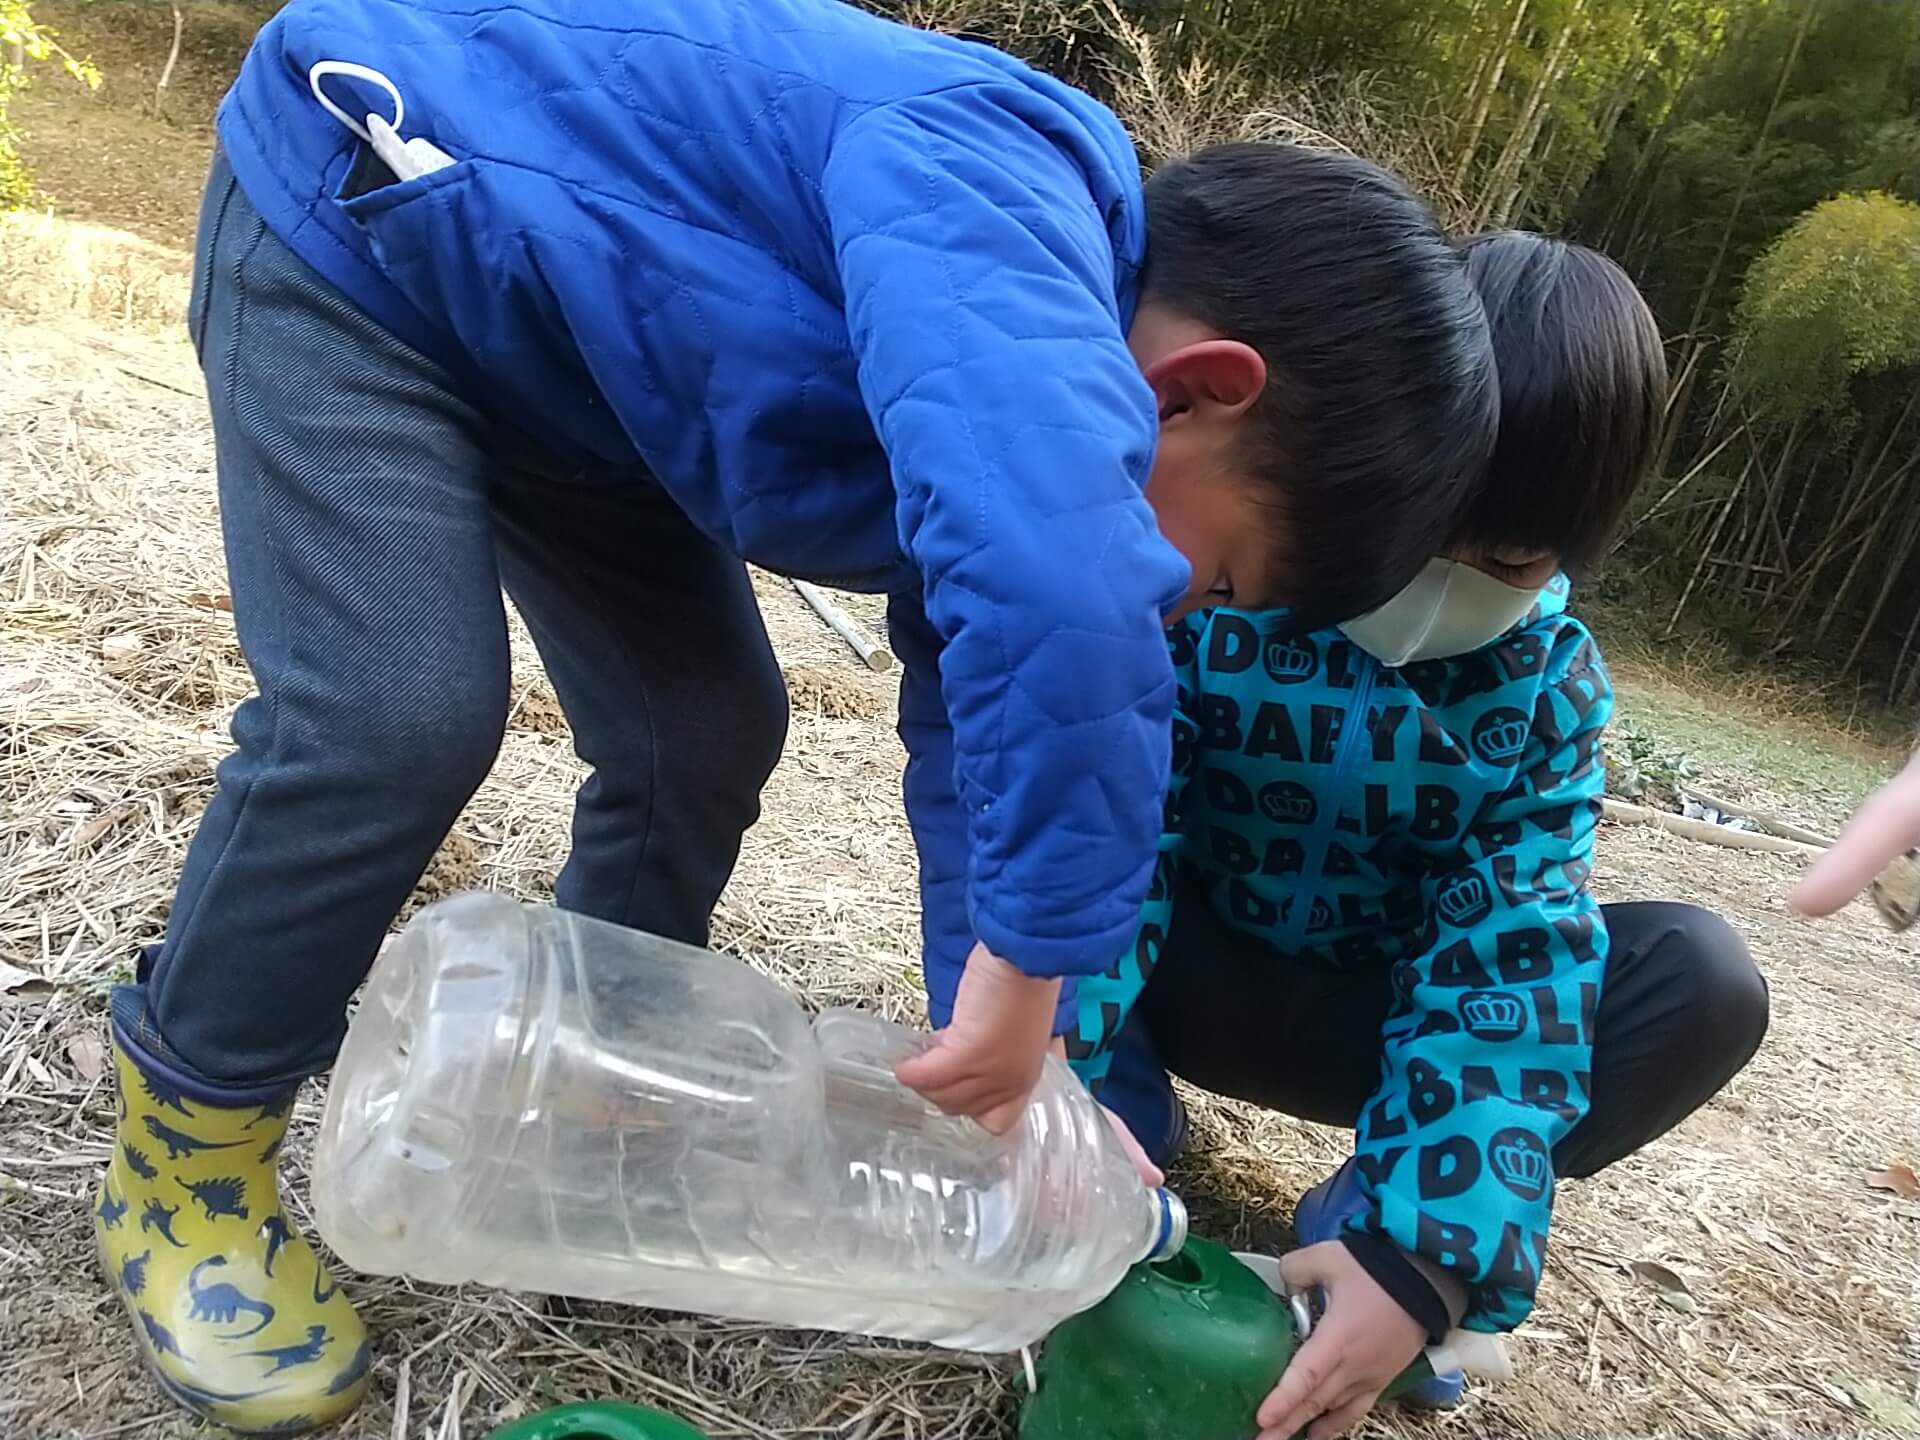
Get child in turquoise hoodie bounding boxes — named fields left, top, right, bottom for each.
left=1072, top=233, right=1771, bottom=1439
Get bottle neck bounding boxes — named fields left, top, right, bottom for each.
left=1142, top=1188, right=1187, bottom=1263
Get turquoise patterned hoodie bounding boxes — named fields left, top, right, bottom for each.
left=1066, top=576, right=1611, bottom=1332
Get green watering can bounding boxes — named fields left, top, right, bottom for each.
left=1018, top=1236, right=1461, bottom=1440
left=487, top=1401, right=710, bottom=1440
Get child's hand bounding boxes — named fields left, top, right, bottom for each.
left=1255, top=1243, right=1427, bottom=1440
left=896, top=942, right=1059, bottom=1134
left=1793, top=751, right=1920, bottom=917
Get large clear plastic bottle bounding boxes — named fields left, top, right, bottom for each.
left=313, top=892, right=1185, bottom=1352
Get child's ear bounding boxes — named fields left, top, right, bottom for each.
left=1142, top=340, right=1267, bottom=424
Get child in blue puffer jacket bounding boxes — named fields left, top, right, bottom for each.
left=1071, top=233, right=1772, bottom=1440
left=96, top=0, right=1503, bottom=1430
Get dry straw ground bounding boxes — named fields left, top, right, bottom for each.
left=3, top=214, right=1918, bottom=1440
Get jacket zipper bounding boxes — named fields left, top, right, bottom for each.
left=1279, top=652, right=1377, bottom=951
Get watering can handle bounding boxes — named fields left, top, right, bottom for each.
left=485, top=1401, right=710, bottom=1440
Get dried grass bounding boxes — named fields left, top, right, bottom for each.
left=0, top=210, right=190, bottom=331
left=4, top=222, right=1918, bottom=1439
left=1086, top=0, right=1468, bottom=227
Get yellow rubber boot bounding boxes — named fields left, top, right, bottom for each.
left=95, top=1026, right=370, bottom=1434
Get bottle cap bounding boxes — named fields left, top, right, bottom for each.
left=1148, top=1188, right=1188, bottom=1262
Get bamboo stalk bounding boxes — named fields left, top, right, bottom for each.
left=1679, top=789, right=1835, bottom=848
left=1599, top=798, right=1826, bottom=859
left=791, top=580, right=894, bottom=673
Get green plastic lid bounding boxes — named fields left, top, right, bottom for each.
left=1018, top=1236, right=1297, bottom=1440
left=486, top=1401, right=711, bottom=1440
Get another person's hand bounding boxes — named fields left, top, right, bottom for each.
left=896, top=942, right=1059, bottom=1133
left=1255, top=1243, right=1427, bottom=1440
left=1792, top=751, right=1920, bottom=917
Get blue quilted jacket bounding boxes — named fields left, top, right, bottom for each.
left=1068, top=577, right=1613, bottom=1331
left=218, top=0, right=1190, bottom=1014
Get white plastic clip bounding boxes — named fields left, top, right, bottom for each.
left=308, top=59, right=455, bottom=182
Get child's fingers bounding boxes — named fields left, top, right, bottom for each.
left=1255, top=1329, right=1343, bottom=1437
left=1302, top=1388, right=1375, bottom=1440
left=1793, top=767, right=1920, bottom=915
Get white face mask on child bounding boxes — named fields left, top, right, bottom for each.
left=1338, top=558, right=1541, bottom=667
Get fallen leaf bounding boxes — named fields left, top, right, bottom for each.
left=1630, top=1260, right=1693, bottom=1297
left=1866, top=1165, right=1920, bottom=1199
left=183, top=591, right=234, bottom=613
left=0, top=957, right=48, bottom=995
left=66, top=1034, right=108, bottom=1083
left=1658, top=1291, right=1698, bottom=1314
left=71, top=807, right=127, bottom=848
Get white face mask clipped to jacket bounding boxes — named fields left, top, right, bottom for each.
left=1337, top=557, right=1543, bottom=667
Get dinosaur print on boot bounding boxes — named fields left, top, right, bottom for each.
left=140, top=1310, right=192, bottom=1362
left=97, top=1025, right=370, bottom=1435
left=144, top=1114, right=244, bottom=1162
left=181, top=1174, right=250, bottom=1222
left=188, top=1257, right=277, bottom=1338
left=260, top=1216, right=292, bottom=1278
left=96, top=1179, right=128, bottom=1230
left=141, top=1198, right=188, bottom=1248
left=247, top=1095, right=293, bottom=1129
left=325, top=1341, right=373, bottom=1398
left=143, top=1072, right=196, bottom=1117
left=249, top=1325, right=332, bottom=1376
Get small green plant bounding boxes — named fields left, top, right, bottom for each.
left=1604, top=717, right=1697, bottom=809
left=1, top=2, right=101, bottom=207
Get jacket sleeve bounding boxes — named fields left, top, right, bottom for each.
left=1064, top=614, right=1205, bottom=1088
left=823, top=88, right=1190, bottom=985
left=1349, top=625, right=1613, bottom=1332
left=890, top=590, right=1074, bottom=1033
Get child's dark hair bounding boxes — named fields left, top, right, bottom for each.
left=1452, top=232, right=1667, bottom=575
left=1142, top=143, right=1499, bottom=627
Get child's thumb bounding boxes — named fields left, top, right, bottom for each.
left=892, top=1040, right=953, bottom=1092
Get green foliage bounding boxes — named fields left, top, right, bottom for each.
left=0, top=0, right=101, bottom=207
left=1729, top=191, right=1920, bottom=427
left=1577, top=0, right=1920, bottom=337
left=1604, top=715, right=1698, bottom=808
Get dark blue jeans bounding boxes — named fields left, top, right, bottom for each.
left=130, top=154, right=789, bottom=1090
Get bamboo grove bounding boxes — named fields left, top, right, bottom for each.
left=5, top=0, right=1920, bottom=698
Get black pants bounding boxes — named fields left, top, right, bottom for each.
left=1138, top=894, right=1770, bottom=1179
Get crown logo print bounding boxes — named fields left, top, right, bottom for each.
left=1474, top=713, right=1530, bottom=764
left=1461, top=991, right=1525, bottom=1037
left=1264, top=640, right=1315, bottom=680
left=1260, top=785, right=1314, bottom=823
left=1436, top=874, right=1490, bottom=926
left=1492, top=1139, right=1549, bottom=1196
